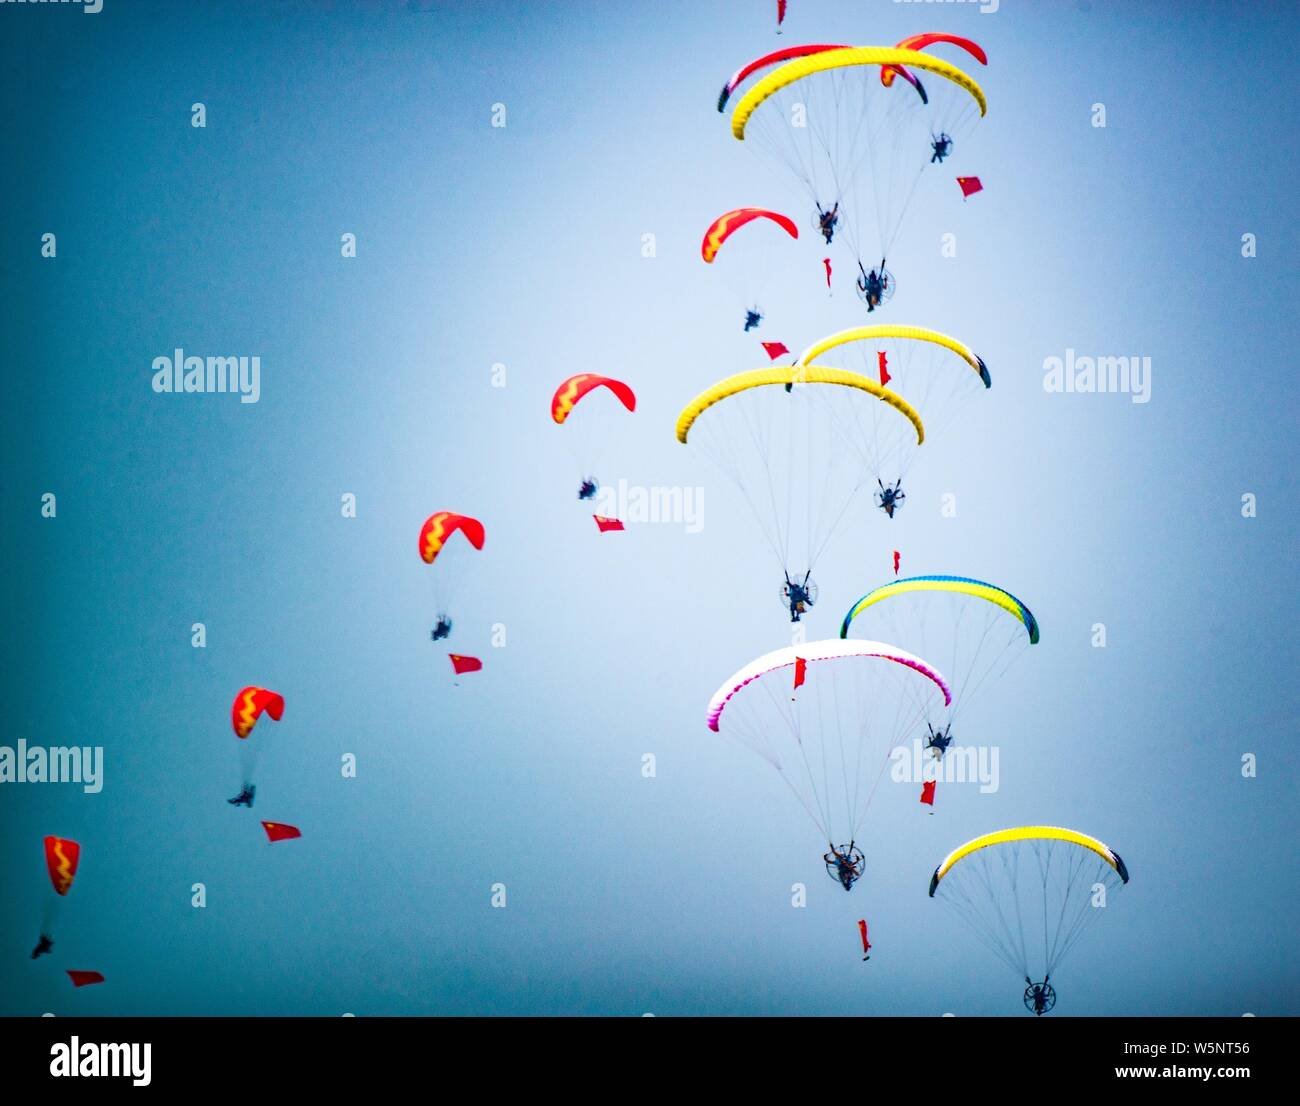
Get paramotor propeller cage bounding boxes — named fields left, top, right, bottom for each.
left=1024, top=980, right=1057, bottom=1016
left=812, top=205, right=840, bottom=242
left=855, top=267, right=896, bottom=308
left=825, top=843, right=866, bottom=890
left=780, top=574, right=819, bottom=618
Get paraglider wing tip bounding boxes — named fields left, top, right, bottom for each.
left=977, top=358, right=992, bottom=388
left=927, top=869, right=941, bottom=897
left=1113, top=852, right=1131, bottom=884
left=717, top=87, right=730, bottom=113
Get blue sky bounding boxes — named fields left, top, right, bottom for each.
left=1, top=0, right=1296, bottom=1015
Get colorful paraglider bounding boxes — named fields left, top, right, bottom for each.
left=228, top=686, right=284, bottom=808
left=725, top=43, right=987, bottom=309
left=33, top=836, right=80, bottom=958
left=677, top=364, right=923, bottom=618
left=840, top=575, right=1038, bottom=754
left=701, top=207, right=799, bottom=333
left=418, top=511, right=485, bottom=643
left=928, top=826, right=1130, bottom=1014
left=707, top=640, right=949, bottom=885
left=795, top=325, right=989, bottom=515
left=551, top=375, right=636, bottom=506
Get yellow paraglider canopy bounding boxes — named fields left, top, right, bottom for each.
left=731, top=46, right=988, bottom=141
left=676, top=365, right=924, bottom=445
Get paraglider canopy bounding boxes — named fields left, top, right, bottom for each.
left=929, top=827, right=1130, bottom=1015
left=728, top=45, right=987, bottom=304
left=231, top=686, right=284, bottom=739
left=551, top=374, right=636, bottom=425
left=418, top=512, right=485, bottom=565
left=44, top=836, right=80, bottom=896
left=706, top=640, right=949, bottom=865
left=677, top=364, right=924, bottom=604
left=700, top=207, right=798, bottom=263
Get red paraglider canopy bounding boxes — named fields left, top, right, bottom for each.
left=551, top=375, right=636, bottom=426
left=44, top=836, right=80, bottom=896
left=418, top=512, right=485, bottom=566
left=718, top=44, right=849, bottom=112
left=231, top=687, right=284, bottom=739
left=701, top=208, right=798, bottom=263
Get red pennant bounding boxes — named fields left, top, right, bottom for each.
left=449, top=654, right=483, bottom=675
left=761, top=341, right=789, bottom=361
left=261, top=821, right=301, bottom=843
left=920, top=780, right=936, bottom=806
left=878, top=350, right=891, bottom=387
left=892, top=550, right=900, bottom=575
left=593, top=515, right=625, bottom=532
left=67, top=970, right=105, bottom=988
left=777, top=0, right=787, bottom=28
left=793, top=656, right=807, bottom=690
left=822, top=257, right=832, bottom=289
left=857, top=919, right=871, bottom=957
left=957, top=176, right=983, bottom=199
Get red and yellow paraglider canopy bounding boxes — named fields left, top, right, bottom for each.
left=231, top=686, right=285, bottom=739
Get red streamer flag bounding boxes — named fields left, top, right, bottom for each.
left=67, top=971, right=105, bottom=988
left=449, top=654, right=483, bottom=675
left=261, top=821, right=301, bottom=843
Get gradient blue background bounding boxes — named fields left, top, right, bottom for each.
left=2, top=0, right=1296, bottom=1016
